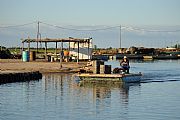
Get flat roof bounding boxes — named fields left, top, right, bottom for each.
left=22, top=37, right=92, bottom=43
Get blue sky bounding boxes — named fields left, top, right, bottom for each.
left=0, top=0, right=180, bottom=48
left=1, top=0, right=180, bottom=25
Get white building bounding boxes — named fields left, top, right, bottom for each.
left=69, top=38, right=93, bottom=60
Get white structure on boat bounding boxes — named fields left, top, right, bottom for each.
left=69, top=38, right=93, bottom=60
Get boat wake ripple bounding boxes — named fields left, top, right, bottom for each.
left=141, top=73, right=180, bottom=83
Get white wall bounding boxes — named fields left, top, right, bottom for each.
left=69, top=40, right=93, bottom=60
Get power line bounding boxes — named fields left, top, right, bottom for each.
left=41, top=22, right=118, bottom=31
left=0, top=21, right=180, bottom=33
left=41, top=22, right=180, bottom=32
left=0, top=21, right=37, bottom=28
left=123, top=26, right=180, bottom=32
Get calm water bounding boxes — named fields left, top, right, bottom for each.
left=0, top=60, right=180, bottom=120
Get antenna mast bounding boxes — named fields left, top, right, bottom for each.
left=119, top=25, right=122, bottom=48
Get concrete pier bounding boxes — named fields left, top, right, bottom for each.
left=0, top=71, right=42, bottom=84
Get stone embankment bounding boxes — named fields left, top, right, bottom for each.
left=0, top=71, right=42, bottom=84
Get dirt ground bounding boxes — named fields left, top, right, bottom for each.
left=0, top=59, right=88, bottom=73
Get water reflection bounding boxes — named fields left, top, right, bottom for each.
left=43, top=73, right=140, bottom=109
left=1, top=60, right=180, bottom=120
left=80, top=81, right=129, bottom=114
left=39, top=73, right=142, bottom=119
left=79, top=80, right=140, bottom=107
left=43, top=73, right=70, bottom=105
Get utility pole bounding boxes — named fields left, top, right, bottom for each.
left=36, top=21, right=40, bottom=52
left=119, top=25, right=122, bottom=49
left=177, top=41, right=179, bottom=49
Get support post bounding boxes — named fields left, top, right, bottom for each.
left=88, top=40, right=90, bottom=60
left=60, top=41, right=63, bottom=68
left=77, top=42, right=79, bottom=63
left=55, top=42, right=57, bottom=56
left=68, top=41, right=70, bottom=51
left=21, top=39, right=24, bottom=54
left=45, top=42, right=47, bottom=60
left=28, top=38, right=30, bottom=52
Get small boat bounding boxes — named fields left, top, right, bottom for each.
left=76, top=73, right=142, bottom=83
